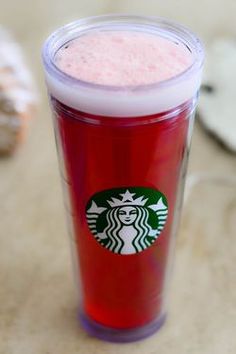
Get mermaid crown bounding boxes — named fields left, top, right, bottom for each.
left=107, top=190, right=148, bottom=207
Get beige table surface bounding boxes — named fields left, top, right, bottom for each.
left=0, top=1, right=236, bottom=353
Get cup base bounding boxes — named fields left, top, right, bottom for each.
left=79, top=311, right=166, bottom=343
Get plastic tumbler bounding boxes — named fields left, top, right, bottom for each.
left=42, top=15, right=204, bottom=342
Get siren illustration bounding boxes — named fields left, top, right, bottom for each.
left=86, top=187, right=168, bottom=255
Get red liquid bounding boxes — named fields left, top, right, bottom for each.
left=52, top=97, right=191, bottom=329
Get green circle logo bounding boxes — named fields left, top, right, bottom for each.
left=86, top=187, right=168, bottom=255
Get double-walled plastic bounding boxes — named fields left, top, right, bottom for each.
left=42, top=15, right=204, bottom=342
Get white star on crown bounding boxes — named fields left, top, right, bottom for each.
left=107, top=189, right=148, bottom=207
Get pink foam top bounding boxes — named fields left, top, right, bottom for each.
left=55, top=31, right=193, bottom=86
left=45, top=26, right=202, bottom=117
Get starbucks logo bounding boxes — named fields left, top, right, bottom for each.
left=86, top=187, right=168, bottom=255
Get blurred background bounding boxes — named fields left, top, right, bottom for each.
left=0, top=1, right=235, bottom=353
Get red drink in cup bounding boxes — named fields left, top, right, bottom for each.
left=42, top=15, right=204, bottom=342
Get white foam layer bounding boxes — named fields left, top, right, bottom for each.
left=46, top=70, right=202, bottom=117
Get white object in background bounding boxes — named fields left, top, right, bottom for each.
left=198, top=38, right=236, bottom=152
left=0, top=26, right=37, bottom=155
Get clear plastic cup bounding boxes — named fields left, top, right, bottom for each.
left=42, top=15, right=204, bottom=342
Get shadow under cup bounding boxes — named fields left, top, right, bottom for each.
left=42, top=15, right=204, bottom=342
